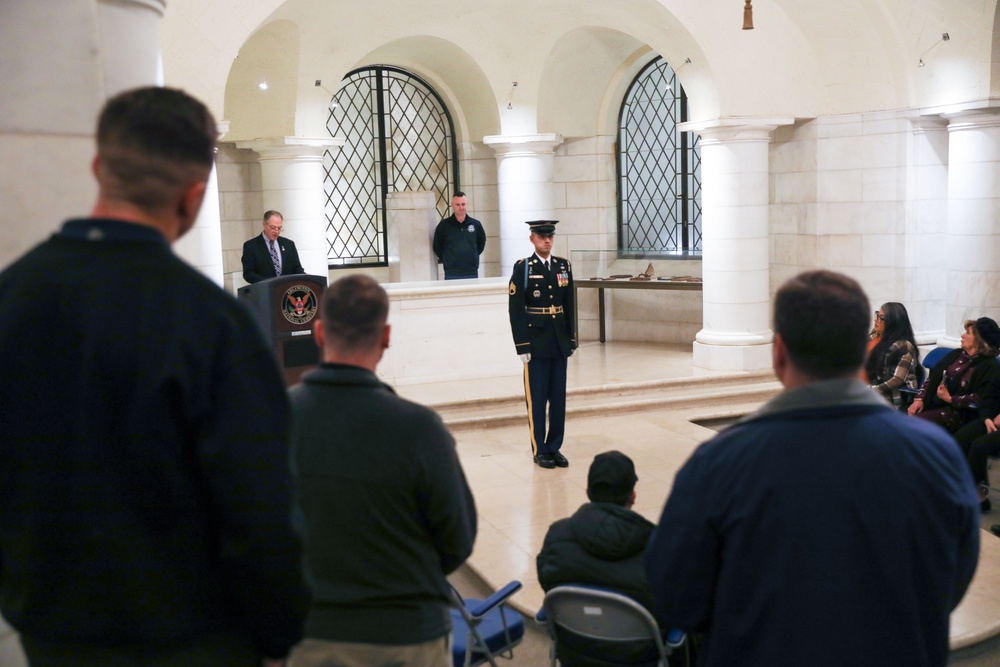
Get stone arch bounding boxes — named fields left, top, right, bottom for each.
left=351, top=36, right=501, bottom=143
left=223, top=19, right=301, bottom=142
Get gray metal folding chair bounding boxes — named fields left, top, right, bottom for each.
left=541, top=585, right=685, bottom=667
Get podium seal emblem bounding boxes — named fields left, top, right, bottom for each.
left=282, top=285, right=319, bottom=325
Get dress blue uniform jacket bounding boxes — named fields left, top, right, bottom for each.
left=645, top=378, right=980, bottom=667
left=508, top=254, right=576, bottom=358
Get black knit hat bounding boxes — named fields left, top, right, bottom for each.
left=587, top=451, right=638, bottom=504
left=976, top=317, right=1000, bottom=349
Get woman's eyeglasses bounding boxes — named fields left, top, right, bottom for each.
left=874, top=311, right=884, bottom=323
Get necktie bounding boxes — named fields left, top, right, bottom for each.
left=269, top=240, right=282, bottom=276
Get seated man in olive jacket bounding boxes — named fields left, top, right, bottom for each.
left=537, top=451, right=666, bottom=665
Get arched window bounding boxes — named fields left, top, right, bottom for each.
left=617, top=57, right=701, bottom=256
left=324, top=66, right=459, bottom=267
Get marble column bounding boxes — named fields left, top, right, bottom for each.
left=0, top=0, right=166, bottom=268
left=939, top=108, right=1000, bottom=346
left=680, top=118, right=794, bottom=371
left=235, top=136, right=344, bottom=279
left=483, top=134, right=563, bottom=275
left=173, top=121, right=230, bottom=287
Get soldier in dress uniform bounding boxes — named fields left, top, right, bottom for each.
left=508, top=220, right=576, bottom=469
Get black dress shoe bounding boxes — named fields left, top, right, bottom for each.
left=991, top=524, right=1000, bottom=537
left=533, top=454, right=556, bottom=469
left=552, top=452, right=569, bottom=468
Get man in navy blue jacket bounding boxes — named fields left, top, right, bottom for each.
left=645, top=270, right=980, bottom=667
left=0, top=87, right=308, bottom=666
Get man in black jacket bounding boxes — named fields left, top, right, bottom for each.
left=433, top=191, right=486, bottom=279
left=0, top=87, right=309, bottom=666
left=289, top=274, right=477, bottom=667
left=537, top=450, right=658, bottom=614
left=537, top=451, right=665, bottom=665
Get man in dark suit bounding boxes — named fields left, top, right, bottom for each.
left=242, top=210, right=305, bottom=283
left=508, top=220, right=576, bottom=469
left=288, top=274, right=476, bottom=667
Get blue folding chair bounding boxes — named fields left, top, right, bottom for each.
left=450, top=581, right=525, bottom=667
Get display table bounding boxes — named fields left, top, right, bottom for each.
left=576, top=278, right=703, bottom=343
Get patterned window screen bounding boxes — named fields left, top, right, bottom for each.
left=617, top=57, right=702, bottom=255
left=324, top=66, right=458, bottom=266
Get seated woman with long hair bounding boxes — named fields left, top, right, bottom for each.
left=908, top=317, right=1000, bottom=433
left=865, top=302, right=919, bottom=407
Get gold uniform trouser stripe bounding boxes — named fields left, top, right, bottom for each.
left=523, top=361, right=538, bottom=456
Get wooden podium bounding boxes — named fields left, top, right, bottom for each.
left=238, top=274, right=327, bottom=385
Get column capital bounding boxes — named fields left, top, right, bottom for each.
left=235, top=136, right=345, bottom=160
left=102, top=0, right=166, bottom=15
left=678, top=117, right=795, bottom=144
left=944, top=106, right=1000, bottom=132
left=919, top=97, right=1000, bottom=129
left=483, top=133, right=563, bottom=157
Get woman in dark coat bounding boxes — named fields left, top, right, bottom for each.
left=908, top=317, right=1000, bottom=433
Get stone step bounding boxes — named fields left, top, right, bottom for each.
left=434, top=370, right=782, bottom=430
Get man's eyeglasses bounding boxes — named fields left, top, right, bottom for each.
left=874, top=311, right=884, bottom=323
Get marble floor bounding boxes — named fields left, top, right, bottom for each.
left=404, top=341, right=1000, bottom=654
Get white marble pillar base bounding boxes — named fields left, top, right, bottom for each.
left=693, top=341, right=774, bottom=372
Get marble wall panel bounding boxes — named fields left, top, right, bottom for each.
left=561, top=136, right=600, bottom=156
left=914, top=164, right=949, bottom=202
left=774, top=171, right=819, bottom=203
left=469, top=158, right=499, bottom=186
left=816, top=169, right=862, bottom=202
left=861, top=234, right=900, bottom=268
left=769, top=137, right=818, bottom=173
left=819, top=234, right=863, bottom=267
left=553, top=154, right=598, bottom=183
left=862, top=167, right=905, bottom=201
left=566, top=181, right=599, bottom=209
left=861, top=114, right=911, bottom=136
left=814, top=114, right=863, bottom=139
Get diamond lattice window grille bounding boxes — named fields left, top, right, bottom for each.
left=617, top=57, right=702, bottom=256
left=324, top=66, right=458, bottom=266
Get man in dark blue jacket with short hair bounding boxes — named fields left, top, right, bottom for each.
left=645, top=270, right=980, bottom=667
left=433, top=191, right=486, bottom=279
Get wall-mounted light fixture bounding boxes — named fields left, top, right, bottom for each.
left=918, top=32, right=950, bottom=68
left=506, top=81, right=518, bottom=110
left=666, top=58, right=692, bottom=92
left=315, top=79, right=338, bottom=111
